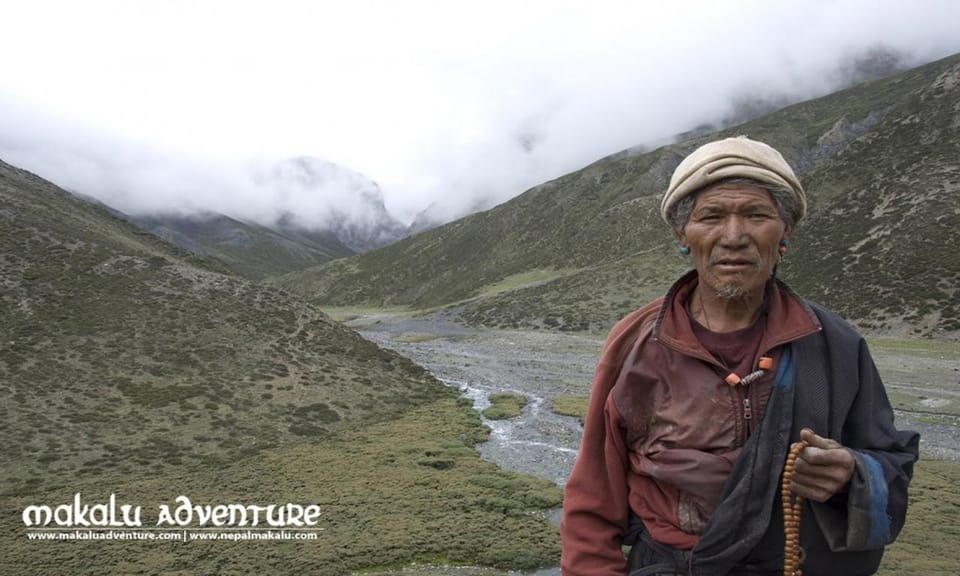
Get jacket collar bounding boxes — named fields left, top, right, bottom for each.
left=652, top=270, right=821, bottom=364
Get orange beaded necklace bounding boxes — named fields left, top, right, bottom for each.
left=782, top=440, right=809, bottom=576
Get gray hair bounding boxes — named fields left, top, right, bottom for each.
left=665, top=177, right=801, bottom=235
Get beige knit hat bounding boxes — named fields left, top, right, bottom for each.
left=660, top=136, right=806, bottom=225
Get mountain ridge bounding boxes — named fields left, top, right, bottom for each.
left=130, top=210, right=355, bottom=279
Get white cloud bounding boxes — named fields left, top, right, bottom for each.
left=1, top=0, right=959, bottom=225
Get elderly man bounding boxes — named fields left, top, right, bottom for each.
left=560, top=137, right=919, bottom=576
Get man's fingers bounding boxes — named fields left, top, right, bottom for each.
left=800, top=428, right=842, bottom=450
left=798, top=445, right=851, bottom=467
left=791, top=459, right=849, bottom=502
left=799, top=447, right=854, bottom=477
left=790, top=480, right=835, bottom=503
left=789, top=432, right=856, bottom=502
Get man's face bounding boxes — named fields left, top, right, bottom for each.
left=680, top=183, right=788, bottom=300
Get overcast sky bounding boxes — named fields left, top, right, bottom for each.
left=1, top=0, right=959, bottom=227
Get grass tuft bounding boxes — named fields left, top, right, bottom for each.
left=482, top=393, right=528, bottom=420
left=550, top=395, right=589, bottom=423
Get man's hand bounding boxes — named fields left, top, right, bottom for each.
left=790, top=428, right=855, bottom=502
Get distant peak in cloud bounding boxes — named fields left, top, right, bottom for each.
left=832, top=44, right=911, bottom=86
left=252, top=157, right=407, bottom=252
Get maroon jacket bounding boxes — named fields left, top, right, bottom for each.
left=560, top=272, right=820, bottom=574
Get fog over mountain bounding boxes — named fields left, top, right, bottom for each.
left=259, top=157, right=407, bottom=251
left=1, top=1, right=959, bottom=232
left=0, top=106, right=403, bottom=249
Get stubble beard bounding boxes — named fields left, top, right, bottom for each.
left=712, top=282, right=749, bottom=301
left=707, top=265, right=763, bottom=302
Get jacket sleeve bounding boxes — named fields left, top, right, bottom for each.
left=560, top=356, right=631, bottom=576
left=810, top=337, right=920, bottom=551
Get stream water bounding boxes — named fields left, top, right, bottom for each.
left=350, top=311, right=602, bottom=489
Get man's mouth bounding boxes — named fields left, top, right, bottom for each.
left=711, top=257, right=757, bottom=271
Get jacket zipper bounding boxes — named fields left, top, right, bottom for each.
left=728, top=383, right=745, bottom=447
left=656, top=339, right=767, bottom=445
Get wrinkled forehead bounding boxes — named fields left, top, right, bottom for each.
left=692, top=181, right=778, bottom=209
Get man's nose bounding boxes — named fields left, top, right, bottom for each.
left=719, top=215, right=748, bottom=245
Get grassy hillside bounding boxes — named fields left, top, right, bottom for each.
left=0, top=159, right=561, bottom=573
left=1, top=397, right=562, bottom=575
left=133, top=212, right=354, bottom=280
left=281, top=53, right=960, bottom=337
left=0, top=159, right=441, bottom=496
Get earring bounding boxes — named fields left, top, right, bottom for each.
left=679, top=245, right=691, bottom=256
left=778, top=239, right=788, bottom=262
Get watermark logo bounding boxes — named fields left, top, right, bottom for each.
left=23, top=493, right=141, bottom=528
left=155, top=495, right=321, bottom=528
left=21, top=493, right=323, bottom=543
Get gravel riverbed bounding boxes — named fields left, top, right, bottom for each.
left=350, top=310, right=602, bottom=488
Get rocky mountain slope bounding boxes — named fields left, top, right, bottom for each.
left=132, top=211, right=354, bottom=279
left=0, top=158, right=447, bottom=498
left=281, top=53, right=960, bottom=338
